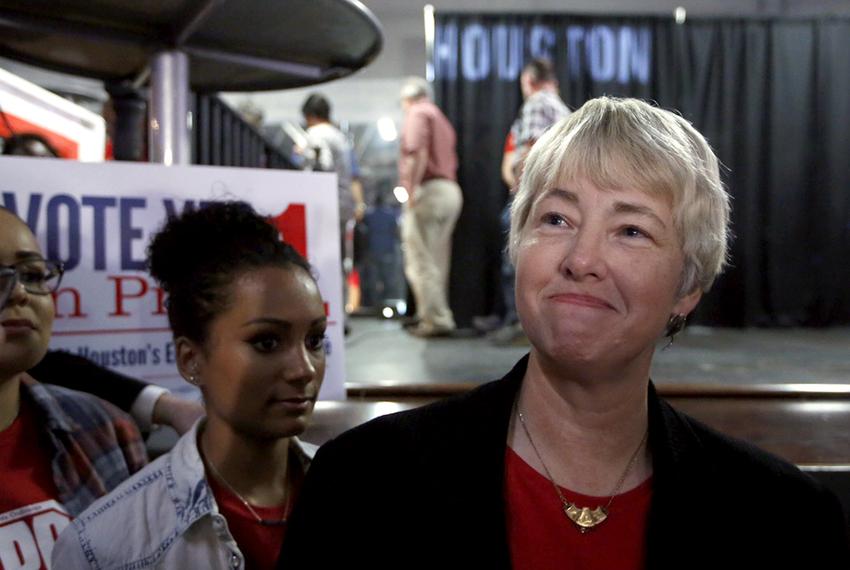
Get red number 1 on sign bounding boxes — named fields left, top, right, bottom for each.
left=268, top=203, right=307, bottom=258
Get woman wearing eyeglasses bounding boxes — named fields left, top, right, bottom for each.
left=0, top=266, right=15, bottom=309
left=0, top=207, right=147, bottom=568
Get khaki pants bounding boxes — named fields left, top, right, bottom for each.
left=402, top=178, right=463, bottom=330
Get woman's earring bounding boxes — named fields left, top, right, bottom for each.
left=187, top=364, right=200, bottom=386
left=664, top=314, right=687, bottom=348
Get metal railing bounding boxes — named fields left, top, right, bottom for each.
left=192, top=94, right=293, bottom=170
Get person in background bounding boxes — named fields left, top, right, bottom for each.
left=54, top=201, right=327, bottom=570
left=350, top=147, right=367, bottom=223
left=300, top=94, right=364, bottom=326
left=489, top=58, right=570, bottom=346
left=398, top=76, right=463, bottom=338
left=501, top=130, right=517, bottom=190
left=301, top=93, right=365, bottom=268
left=0, top=206, right=146, bottom=569
left=2, top=130, right=203, bottom=435
left=511, top=58, right=571, bottom=178
left=278, top=97, right=850, bottom=568
left=348, top=148, right=368, bottom=313
left=359, top=191, right=404, bottom=309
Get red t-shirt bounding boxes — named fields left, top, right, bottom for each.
left=0, top=395, right=71, bottom=570
left=207, top=467, right=303, bottom=570
left=505, top=446, right=652, bottom=570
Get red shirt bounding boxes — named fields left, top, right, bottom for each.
left=399, top=99, right=458, bottom=188
left=207, top=468, right=303, bottom=570
left=505, top=446, right=652, bottom=570
left=0, top=395, right=72, bottom=570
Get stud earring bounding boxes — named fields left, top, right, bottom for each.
left=187, top=364, right=200, bottom=386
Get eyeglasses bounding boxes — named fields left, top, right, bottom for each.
left=0, top=259, right=65, bottom=296
left=0, top=267, right=15, bottom=308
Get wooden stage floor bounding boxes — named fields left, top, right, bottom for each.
left=344, top=318, right=850, bottom=387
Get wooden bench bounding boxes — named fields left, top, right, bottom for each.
left=311, top=382, right=850, bottom=467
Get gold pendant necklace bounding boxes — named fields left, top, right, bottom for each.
left=205, top=458, right=290, bottom=527
left=515, top=402, right=649, bottom=533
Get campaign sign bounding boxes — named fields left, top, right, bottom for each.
left=0, top=156, right=345, bottom=399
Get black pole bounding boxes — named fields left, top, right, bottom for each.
left=105, top=81, right=146, bottom=161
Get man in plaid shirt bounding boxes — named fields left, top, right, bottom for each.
left=510, top=58, right=571, bottom=183
left=489, top=59, right=570, bottom=346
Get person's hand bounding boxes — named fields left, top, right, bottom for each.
left=152, top=393, right=204, bottom=435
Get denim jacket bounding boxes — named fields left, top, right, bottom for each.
left=51, top=420, right=316, bottom=569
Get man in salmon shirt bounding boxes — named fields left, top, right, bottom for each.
left=398, top=77, right=463, bottom=338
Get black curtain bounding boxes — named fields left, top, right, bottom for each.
left=435, top=14, right=850, bottom=327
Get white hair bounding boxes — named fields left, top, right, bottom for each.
left=400, top=77, right=433, bottom=101
left=509, top=96, right=731, bottom=295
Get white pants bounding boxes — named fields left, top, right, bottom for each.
left=401, top=178, right=463, bottom=329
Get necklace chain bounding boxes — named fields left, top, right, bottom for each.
left=205, top=458, right=289, bottom=527
left=515, top=401, right=649, bottom=533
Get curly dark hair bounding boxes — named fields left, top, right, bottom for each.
left=147, top=201, right=312, bottom=344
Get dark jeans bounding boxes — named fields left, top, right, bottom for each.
left=360, top=250, right=404, bottom=307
